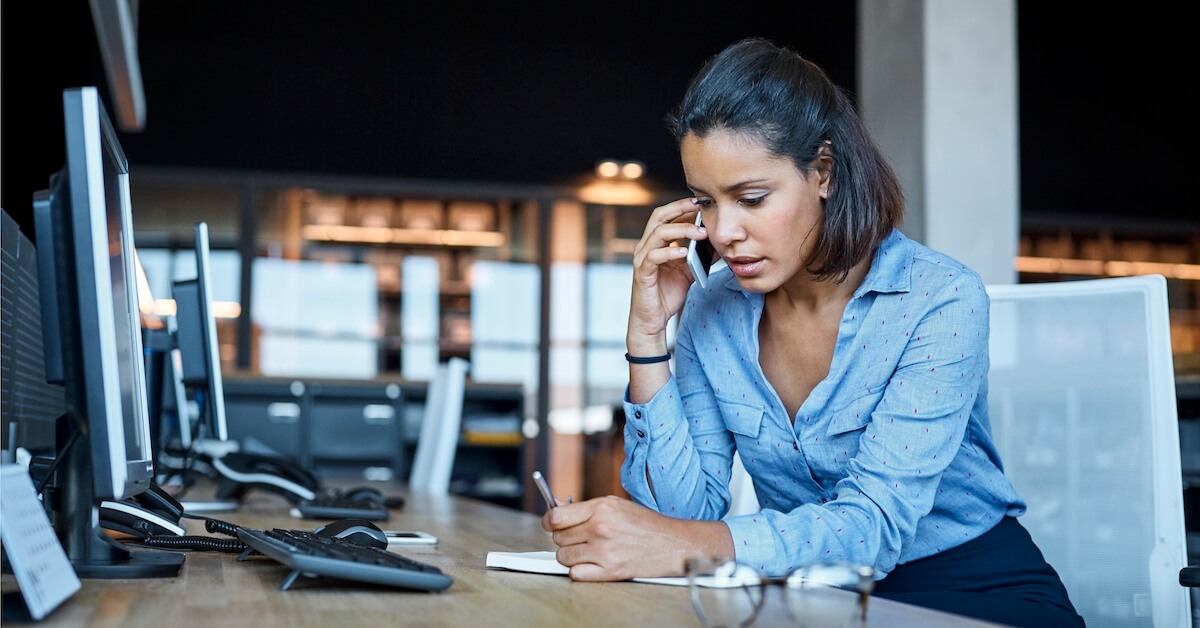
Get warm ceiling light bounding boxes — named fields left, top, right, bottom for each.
left=577, top=179, right=656, bottom=206
left=596, top=160, right=621, bottom=178
left=620, top=161, right=645, bottom=179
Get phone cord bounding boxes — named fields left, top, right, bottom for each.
left=140, top=535, right=247, bottom=553
left=178, top=512, right=243, bottom=538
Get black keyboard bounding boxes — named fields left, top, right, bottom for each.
left=297, top=493, right=389, bottom=521
left=236, top=527, right=453, bottom=592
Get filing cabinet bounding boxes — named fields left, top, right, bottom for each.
left=222, top=374, right=528, bottom=509
left=224, top=378, right=309, bottom=462
left=307, top=381, right=404, bottom=477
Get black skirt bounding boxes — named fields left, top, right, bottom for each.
left=872, top=516, right=1085, bottom=627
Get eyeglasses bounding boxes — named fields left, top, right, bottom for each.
left=685, top=556, right=876, bottom=627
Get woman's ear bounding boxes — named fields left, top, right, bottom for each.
left=814, top=152, right=833, bottom=199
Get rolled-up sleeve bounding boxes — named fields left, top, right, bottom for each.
left=621, top=300, right=736, bottom=520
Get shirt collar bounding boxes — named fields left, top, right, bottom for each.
left=854, top=228, right=914, bottom=297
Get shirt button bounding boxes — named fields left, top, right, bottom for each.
left=792, top=442, right=799, bottom=451
left=634, top=411, right=642, bottom=419
left=637, top=430, right=646, bottom=438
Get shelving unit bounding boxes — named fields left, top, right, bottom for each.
left=288, top=192, right=539, bottom=375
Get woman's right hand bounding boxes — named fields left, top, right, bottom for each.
left=542, top=495, right=733, bottom=582
left=626, top=198, right=708, bottom=353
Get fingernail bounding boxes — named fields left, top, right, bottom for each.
left=697, top=227, right=706, bottom=234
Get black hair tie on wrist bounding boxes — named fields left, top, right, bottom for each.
left=625, top=352, right=672, bottom=364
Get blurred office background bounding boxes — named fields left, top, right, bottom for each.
left=2, top=2, right=1196, bottom=512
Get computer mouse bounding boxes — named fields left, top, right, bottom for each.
left=313, top=518, right=389, bottom=549
left=341, top=486, right=386, bottom=504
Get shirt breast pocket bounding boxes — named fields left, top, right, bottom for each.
left=715, top=395, right=765, bottom=439
left=827, top=388, right=881, bottom=436
left=805, top=390, right=880, bottom=486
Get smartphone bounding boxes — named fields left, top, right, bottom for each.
left=383, top=530, right=439, bottom=545
left=685, top=211, right=714, bottom=288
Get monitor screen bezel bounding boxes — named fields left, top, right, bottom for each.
left=61, top=85, right=155, bottom=500
left=192, top=222, right=229, bottom=442
left=172, top=223, right=230, bottom=444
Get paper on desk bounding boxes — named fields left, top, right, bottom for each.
left=486, top=551, right=569, bottom=575
left=484, top=551, right=740, bottom=588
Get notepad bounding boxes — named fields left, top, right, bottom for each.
left=486, top=550, right=569, bottom=575
left=484, top=550, right=736, bottom=588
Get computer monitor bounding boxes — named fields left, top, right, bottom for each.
left=130, top=247, right=206, bottom=488
left=170, top=226, right=324, bottom=505
left=33, top=86, right=184, bottom=578
left=167, top=334, right=194, bottom=451
left=134, top=250, right=171, bottom=459
left=172, top=222, right=230, bottom=446
left=165, top=222, right=246, bottom=513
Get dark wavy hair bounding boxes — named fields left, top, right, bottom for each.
left=666, top=37, right=903, bottom=282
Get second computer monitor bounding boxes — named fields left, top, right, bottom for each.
left=172, top=222, right=229, bottom=444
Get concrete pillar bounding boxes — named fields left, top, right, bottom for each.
left=859, top=0, right=1018, bottom=285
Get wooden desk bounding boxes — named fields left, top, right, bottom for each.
left=5, top=489, right=1002, bottom=627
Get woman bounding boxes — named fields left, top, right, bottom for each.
left=543, top=37, right=1082, bottom=627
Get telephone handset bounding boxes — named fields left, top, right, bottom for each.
left=97, top=482, right=188, bottom=539
left=686, top=211, right=715, bottom=288
left=132, top=482, right=185, bottom=521
left=242, top=453, right=319, bottom=489
left=211, top=451, right=320, bottom=503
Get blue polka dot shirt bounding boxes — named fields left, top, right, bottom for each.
left=621, top=229, right=1026, bottom=577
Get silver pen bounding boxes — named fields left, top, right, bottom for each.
left=532, top=470, right=569, bottom=509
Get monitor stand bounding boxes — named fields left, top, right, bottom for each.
left=156, top=448, right=242, bottom=514
left=192, top=437, right=240, bottom=458
left=53, top=417, right=183, bottom=579
left=175, top=438, right=243, bottom=513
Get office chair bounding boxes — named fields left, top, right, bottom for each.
left=408, top=357, right=469, bottom=496
left=985, top=274, right=1189, bottom=628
